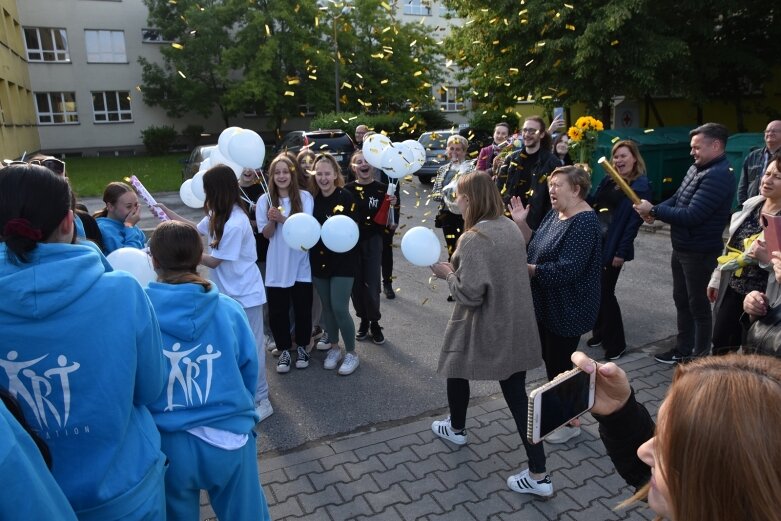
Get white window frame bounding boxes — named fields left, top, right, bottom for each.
left=34, top=92, right=79, bottom=125
left=438, top=85, right=465, bottom=112
left=23, top=27, right=70, bottom=63
left=403, top=0, right=432, bottom=16
left=92, top=91, right=132, bottom=123
left=85, top=30, right=127, bottom=63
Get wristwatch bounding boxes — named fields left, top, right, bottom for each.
left=649, top=206, right=657, bottom=218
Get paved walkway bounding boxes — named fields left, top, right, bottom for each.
left=201, top=348, right=674, bottom=521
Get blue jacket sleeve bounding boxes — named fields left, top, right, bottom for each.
left=132, top=286, right=166, bottom=405
left=615, top=178, right=652, bottom=260
left=654, top=169, right=733, bottom=227
left=535, top=217, right=601, bottom=287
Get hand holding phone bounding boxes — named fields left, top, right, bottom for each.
left=527, top=367, right=596, bottom=444
left=761, top=213, right=781, bottom=256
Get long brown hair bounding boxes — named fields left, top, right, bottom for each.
left=610, top=140, right=647, bottom=183
left=202, top=165, right=243, bottom=249
left=628, top=354, right=781, bottom=521
left=93, top=182, right=134, bottom=218
left=309, top=153, right=345, bottom=197
left=148, top=221, right=211, bottom=291
left=267, top=155, right=303, bottom=215
left=458, top=172, right=504, bottom=230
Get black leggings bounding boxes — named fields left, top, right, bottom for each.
left=266, top=282, right=312, bottom=350
left=446, top=372, right=546, bottom=473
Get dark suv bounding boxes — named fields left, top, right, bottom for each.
left=274, top=129, right=356, bottom=177
left=416, top=128, right=491, bottom=183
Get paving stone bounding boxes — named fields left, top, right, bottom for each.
left=371, top=463, right=415, bottom=490
left=464, top=475, right=507, bottom=499
left=469, top=418, right=512, bottom=444
left=399, top=471, right=447, bottom=501
left=309, top=464, right=351, bottom=491
left=259, top=467, right=287, bottom=487
left=410, top=438, right=453, bottom=459
left=406, top=453, right=451, bottom=479
left=364, top=483, right=412, bottom=513
left=433, top=464, right=480, bottom=489
left=395, top=494, right=445, bottom=521
left=285, top=458, right=325, bottom=480
left=285, top=507, right=332, bottom=521
left=593, top=471, right=636, bottom=496
left=261, top=445, right=334, bottom=472
left=355, top=508, right=405, bottom=521
left=267, top=496, right=304, bottom=520
left=474, top=397, right=509, bottom=413
left=325, top=495, right=373, bottom=520
left=430, top=481, right=479, bottom=510
left=561, top=479, right=612, bottom=508
left=298, top=483, right=343, bottom=514
left=386, top=433, right=424, bottom=452
left=463, top=493, right=513, bottom=519
left=269, top=475, right=314, bottom=503
left=558, top=460, right=610, bottom=488
left=343, top=455, right=387, bottom=480
left=336, top=475, right=381, bottom=502
left=424, top=504, right=476, bottom=521
left=467, top=436, right=512, bottom=460
left=473, top=409, right=510, bottom=426
left=354, top=442, right=393, bottom=460
left=329, top=419, right=433, bottom=454
left=435, top=445, right=481, bottom=470
left=566, top=498, right=625, bottom=521
left=378, top=446, right=421, bottom=469
left=319, top=449, right=361, bottom=471
left=467, top=453, right=513, bottom=479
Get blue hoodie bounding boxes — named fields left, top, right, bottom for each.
left=96, top=217, right=146, bottom=254
left=145, top=282, right=258, bottom=434
left=0, top=242, right=166, bottom=517
left=0, top=399, right=78, bottom=520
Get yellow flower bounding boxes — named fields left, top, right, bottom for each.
left=567, top=126, right=582, bottom=141
left=576, top=117, right=590, bottom=129
left=595, top=119, right=604, bottom=131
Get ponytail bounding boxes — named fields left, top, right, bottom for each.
left=148, top=220, right=211, bottom=291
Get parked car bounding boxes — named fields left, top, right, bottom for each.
left=181, top=144, right=217, bottom=181
left=274, top=129, right=356, bottom=178
left=415, top=127, right=491, bottom=184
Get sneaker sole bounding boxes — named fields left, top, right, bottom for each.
left=316, top=344, right=332, bottom=351
left=338, top=364, right=358, bottom=376
left=431, top=424, right=467, bottom=445
left=295, top=362, right=309, bottom=369
left=355, top=333, right=369, bottom=340
left=507, top=475, right=554, bottom=498
left=606, top=349, right=627, bottom=360
left=654, top=356, right=680, bottom=365
left=372, top=337, right=385, bottom=345
left=276, top=365, right=290, bottom=374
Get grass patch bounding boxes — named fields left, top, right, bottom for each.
left=66, top=154, right=188, bottom=197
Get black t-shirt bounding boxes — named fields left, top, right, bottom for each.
left=345, top=180, right=388, bottom=239
left=310, top=187, right=358, bottom=278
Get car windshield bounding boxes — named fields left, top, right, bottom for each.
left=419, top=132, right=454, bottom=150
left=304, top=136, right=349, bottom=152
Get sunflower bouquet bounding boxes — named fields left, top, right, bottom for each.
left=567, top=116, right=604, bottom=166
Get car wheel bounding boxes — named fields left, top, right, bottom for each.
left=418, top=175, right=434, bottom=185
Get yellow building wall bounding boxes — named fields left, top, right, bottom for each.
left=0, top=0, right=39, bottom=159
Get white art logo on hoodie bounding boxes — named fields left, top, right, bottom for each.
left=163, top=343, right=222, bottom=411
left=1, top=350, right=83, bottom=436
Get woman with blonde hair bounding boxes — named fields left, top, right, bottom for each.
left=431, top=173, right=551, bottom=497
left=572, top=351, right=781, bottom=521
left=586, top=140, right=652, bottom=360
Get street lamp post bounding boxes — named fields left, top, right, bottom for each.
left=319, top=0, right=352, bottom=114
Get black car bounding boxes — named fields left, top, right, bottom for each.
left=415, top=127, right=491, bottom=184
left=274, top=129, right=356, bottom=177
left=181, top=144, right=217, bottom=181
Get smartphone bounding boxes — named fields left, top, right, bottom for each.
left=527, top=367, right=596, bottom=444
left=553, top=107, right=565, bottom=123
left=761, top=213, right=781, bottom=256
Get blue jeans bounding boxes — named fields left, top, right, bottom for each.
left=671, top=249, right=719, bottom=356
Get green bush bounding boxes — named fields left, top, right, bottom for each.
left=141, top=125, right=178, bottom=155
left=469, top=111, right=521, bottom=135
left=309, top=110, right=453, bottom=140
left=418, top=109, right=452, bottom=131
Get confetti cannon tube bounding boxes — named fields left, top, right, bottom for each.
left=597, top=157, right=641, bottom=205
left=129, top=175, right=169, bottom=221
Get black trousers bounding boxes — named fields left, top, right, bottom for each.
left=538, top=321, right=581, bottom=381
left=712, top=284, right=746, bottom=355
left=437, top=209, right=464, bottom=261
left=351, top=235, right=382, bottom=322
left=381, top=228, right=394, bottom=285
left=592, top=264, right=627, bottom=357
left=671, top=249, right=719, bottom=356
left=266, top=282, right=312, bottom=350
left=447, top=372, right=546, bottom=473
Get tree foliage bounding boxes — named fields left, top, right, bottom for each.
left=442, top=0, right=780, bottom=128
left=139, top=0, right=444, bottom=130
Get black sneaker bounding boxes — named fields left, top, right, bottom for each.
left=654, top=348, right=683, bottom=365
left=605, top=348, right=626, bottom=361
left=383, top=282, right=396, bottom=300
left=586, top=337, right=602, bottom=348
left=370, top=322, right=385, bottom=344
left=356, top=321, right=369, bottom=340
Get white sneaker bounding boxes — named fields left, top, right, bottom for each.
left=507, top=469, right=553, bottom=497
left=545, top=425, right=581, bottom=444
left=255, top=398, right=273, bottom=423
left=337, top=353, right=359, bottom=375
left=316, top=332, right=332, bottom=351
left=324, top=347, right=342, bottom=370
left=295, top=346, right=310, bottom=369
left=276, top=350, right=291, bottom=373
left=265, top=334, right=276, bottom=352
left=431, top=417, right=467, bottom=445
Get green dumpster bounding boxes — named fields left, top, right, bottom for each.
left=726, top=133, right=765, bottom=207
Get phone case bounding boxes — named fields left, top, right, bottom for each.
left=526, top=367, right=589, bottom=444
left=762, top=213, right=781, bottom=257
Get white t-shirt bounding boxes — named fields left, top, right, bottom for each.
left=197, top=205, right=266, bottom=307
left=256, top=191, right=314, bottom=288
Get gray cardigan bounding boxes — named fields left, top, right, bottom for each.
left=437, top=217, right=543, bottom=381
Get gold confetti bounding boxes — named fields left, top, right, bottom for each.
left=334, top=205, right=344, bottom=213
left=177, top=70, right=186, bottom=78
left=611, top=40, right=619, bottom=46
left=644, top=128, right=655, bottom=133
left=309, top=75, right=317, bottom=80
left=171, top=43, right=184, bottom=50
left=525, top=59, right=534, bottom=66
left=284, top=91, right=295, bottom=96
left=380, top=79, right=389, bottom=84
left=410, top=40, right=417, bottom=47
left=413, top=71, right=422, bottom=76
left=611, top=136, right=620, bottom=143
left=565, top=24, right=575, bottom=30
left=265, top=24, right=271, bottom=36
left=288, top=78, right=300, bottom=85
left=564, top=3, right=574, bottom=8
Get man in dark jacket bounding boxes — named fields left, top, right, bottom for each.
left=737, top=120, right=781, bottom=205
left=635, top=123, right=735, bottom=363
left=496, top=116, right=561, bottom=230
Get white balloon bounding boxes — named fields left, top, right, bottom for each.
left=363, top=133, right=392, bottom=168
left=179, top=179, right=204, bottom=208
left=380, top=142, right=416, bottom=179
left=218, top=127, right=242, bottom=160
left=227, top=129, right=266, bottom=169
left=208, top=148, right=244, bottom=178
left=191, top=170, right=206, bottom=200
left=320, top=214, right=359, bottom=253
left=106, top=248, right=157, bottom=287
left=403, top=139, right=426, bottom=165
left=401, top=226, right=442, bottom=267
left=282, top=213, right=321, bottom=251
left=200, top=145, right=216, bottom=160
left=198, top=157, right=212, bottom=172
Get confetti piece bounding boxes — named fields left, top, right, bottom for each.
left=525, top=59, right=534, bottom=66
left=265, top=24, right=271, bottom=36
left=611, top=136, right=620, bottom=143
left=288, top=78, right=300, bottom=85
left=171, top=42, right=184, bottom=49
left=564, top=3, right=574, bottom=8
left=421, top=298, right=429, bottom=306
left=611, top=40, right=619, bottom=46
left=644, top=128, right=655, bottom=133
left=566, top=24, right=575, bottom=30
left=284, top=91, right=295, bottom=96
left=380, top=79, right=389, bottom=84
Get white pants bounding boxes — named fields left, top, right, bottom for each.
left=244, top=305, right=268, bottom=403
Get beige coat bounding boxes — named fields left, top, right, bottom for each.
left=437, top=217, right=543, bottom=380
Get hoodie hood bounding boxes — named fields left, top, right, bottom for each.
left=145, top=281, right=219, bottom=342
left=0, top=242, right=107, bottom=320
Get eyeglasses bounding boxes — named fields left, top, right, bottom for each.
left=29, top=158, right=66, bottom=175
left=521, top=128, right=540, bottom=135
